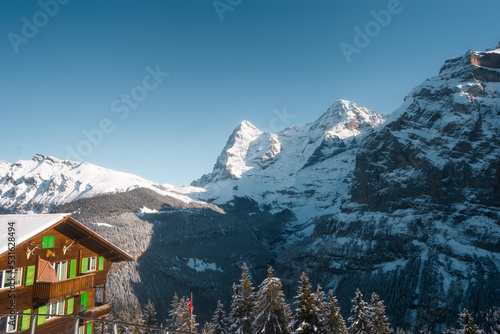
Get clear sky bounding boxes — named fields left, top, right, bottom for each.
left=1, top=0, right=499, bottom=186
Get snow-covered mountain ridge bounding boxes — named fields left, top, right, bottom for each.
left=188, top=99, right=386, bottom=222
left=0, top=154, right=202, bottom=213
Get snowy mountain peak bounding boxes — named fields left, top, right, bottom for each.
left=190, top=120, right=264, bottom=186
left=310, top=99, right=386, bottom=139
left=190, top=100, right=386, bottom=219
left=238, top=120, right=261, bottom=132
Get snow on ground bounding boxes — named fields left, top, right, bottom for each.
left=92, top=222, right=114, bottom=228
left=186, top=258, right=223, bottom=273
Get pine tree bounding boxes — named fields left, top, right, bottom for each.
left=459, top=309, right=479, bottom=334
left=326, top=290, right=347, bottom=334
left=117, top=311, right=129, bottom=334
left=348, top=289, right=372, bottom=334
left=168, top=293, right=182, bottom=329
left=314, top=286, right=328, bottom=334
left=370, top=293, right=391, bottom=334
left=229, top=263, right=256, bottom=334
left=142, top=299, right=159, bottom=334
left=179, top=295, right=199, bottom=333
left=253, top=267, right=292, bottom=334
left=203, top=322, right=215, bottom=334
left=290, top=272, right=321, bottom=334
left=213, top=300, right=228, bottom=334
left=168, top=293, right=199, bottom=332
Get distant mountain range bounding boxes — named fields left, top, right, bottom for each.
left=0, top=154, right=201, bottom=213
left=2, top=43, right=499, bottom=331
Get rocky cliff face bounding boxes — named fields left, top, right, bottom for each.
left=276, top=46, right=500, bottom=331
left=349, top=48, right=500, bottom=212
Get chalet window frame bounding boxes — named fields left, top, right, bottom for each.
left=86, top=256, right=97, bottom=272
left=0, top=315, right=18, bottom=333
left=46, top=299, right=65, bottom=320
left=0, top=268, right=23, bottom=290
left=53, top=261, right=68, bottom=281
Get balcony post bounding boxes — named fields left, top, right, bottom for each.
left=74, top=317, right=80, bottom=334
left=30, top=314, right=37, bottom=334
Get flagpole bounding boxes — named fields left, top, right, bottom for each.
left=190, top=292, right=193, bottom=333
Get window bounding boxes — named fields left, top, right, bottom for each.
left=78, top=325, right=85, bottom=334
left=42, top=235, right=55, bottom=248
left=47, top=300, right=65, bottom=320
left=0, top=268, right=22, bottom=289
left=0, top=315, right=18, bottom=333
left=54, top=261, right=68, bottom=281
left=81, top=257, right=97, bottom=273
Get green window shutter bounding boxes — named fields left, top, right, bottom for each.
left=25, top=265, right=36, bottom=286
left=20, top=309, right=31, bottom=331
left=67, top=297, right=74, bottom=315
left=69, top=259, right=77, bottom=278
left=42, top=235, right=55, bottom=249
left=81, top=258, right=88, bottom=274
left=86, top=322, right=93, bottom=334
left=81, top=292, right=88, bottom=310
left=37, top=305, right=47, bottom=325
left=98, top=256, right=104, bottom=270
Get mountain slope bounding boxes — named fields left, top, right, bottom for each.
left=277, top=45, right=500, bottom=330
left=188, top=100, right=386, bottom=223
left=0, top=154, right=201, bottom=213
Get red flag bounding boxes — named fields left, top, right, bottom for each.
left=189, top=292, right=193, bottom=314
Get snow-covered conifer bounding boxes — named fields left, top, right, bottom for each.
left=290, top=272, right=321, bottom=334
left=348, top=289, right=372, bottom=334
left=370, top=293, right=391, bottom=334
left=203, top=322, right=215, bottom=334
left=314, top=286, right=328, bottom=333
left=326, top=290, right=347, bottom=334
left=253, top=267, right=291, bottom=334
left=168, top=293, right=182, bottom=329
left=229, top=263, right=256, bottom=334
left=459, top=309, right=479, bottom=334
left=213, top=300, right=228, bottom=334
left=179, top=296, right=199, bottom=333
left=142, top=299, right=159, bottom=333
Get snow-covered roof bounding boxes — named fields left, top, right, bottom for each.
left=0, top=214, right=132, bottom=262
left=0, top=213, right=70, bottom=255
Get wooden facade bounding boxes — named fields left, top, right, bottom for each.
left=0, top=215, right=132, bottom=333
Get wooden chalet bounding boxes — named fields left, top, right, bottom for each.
left=0, top=214, right=133, bottom=333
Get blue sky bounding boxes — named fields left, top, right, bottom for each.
left=1, top=0, right=499, bottom=186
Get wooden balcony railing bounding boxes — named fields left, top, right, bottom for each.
left=33, top=274, right=95, bottom=302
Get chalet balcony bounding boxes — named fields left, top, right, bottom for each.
left=33, top=274, right=95, bottom=303
left=78, top=302, right=111, bottom=319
